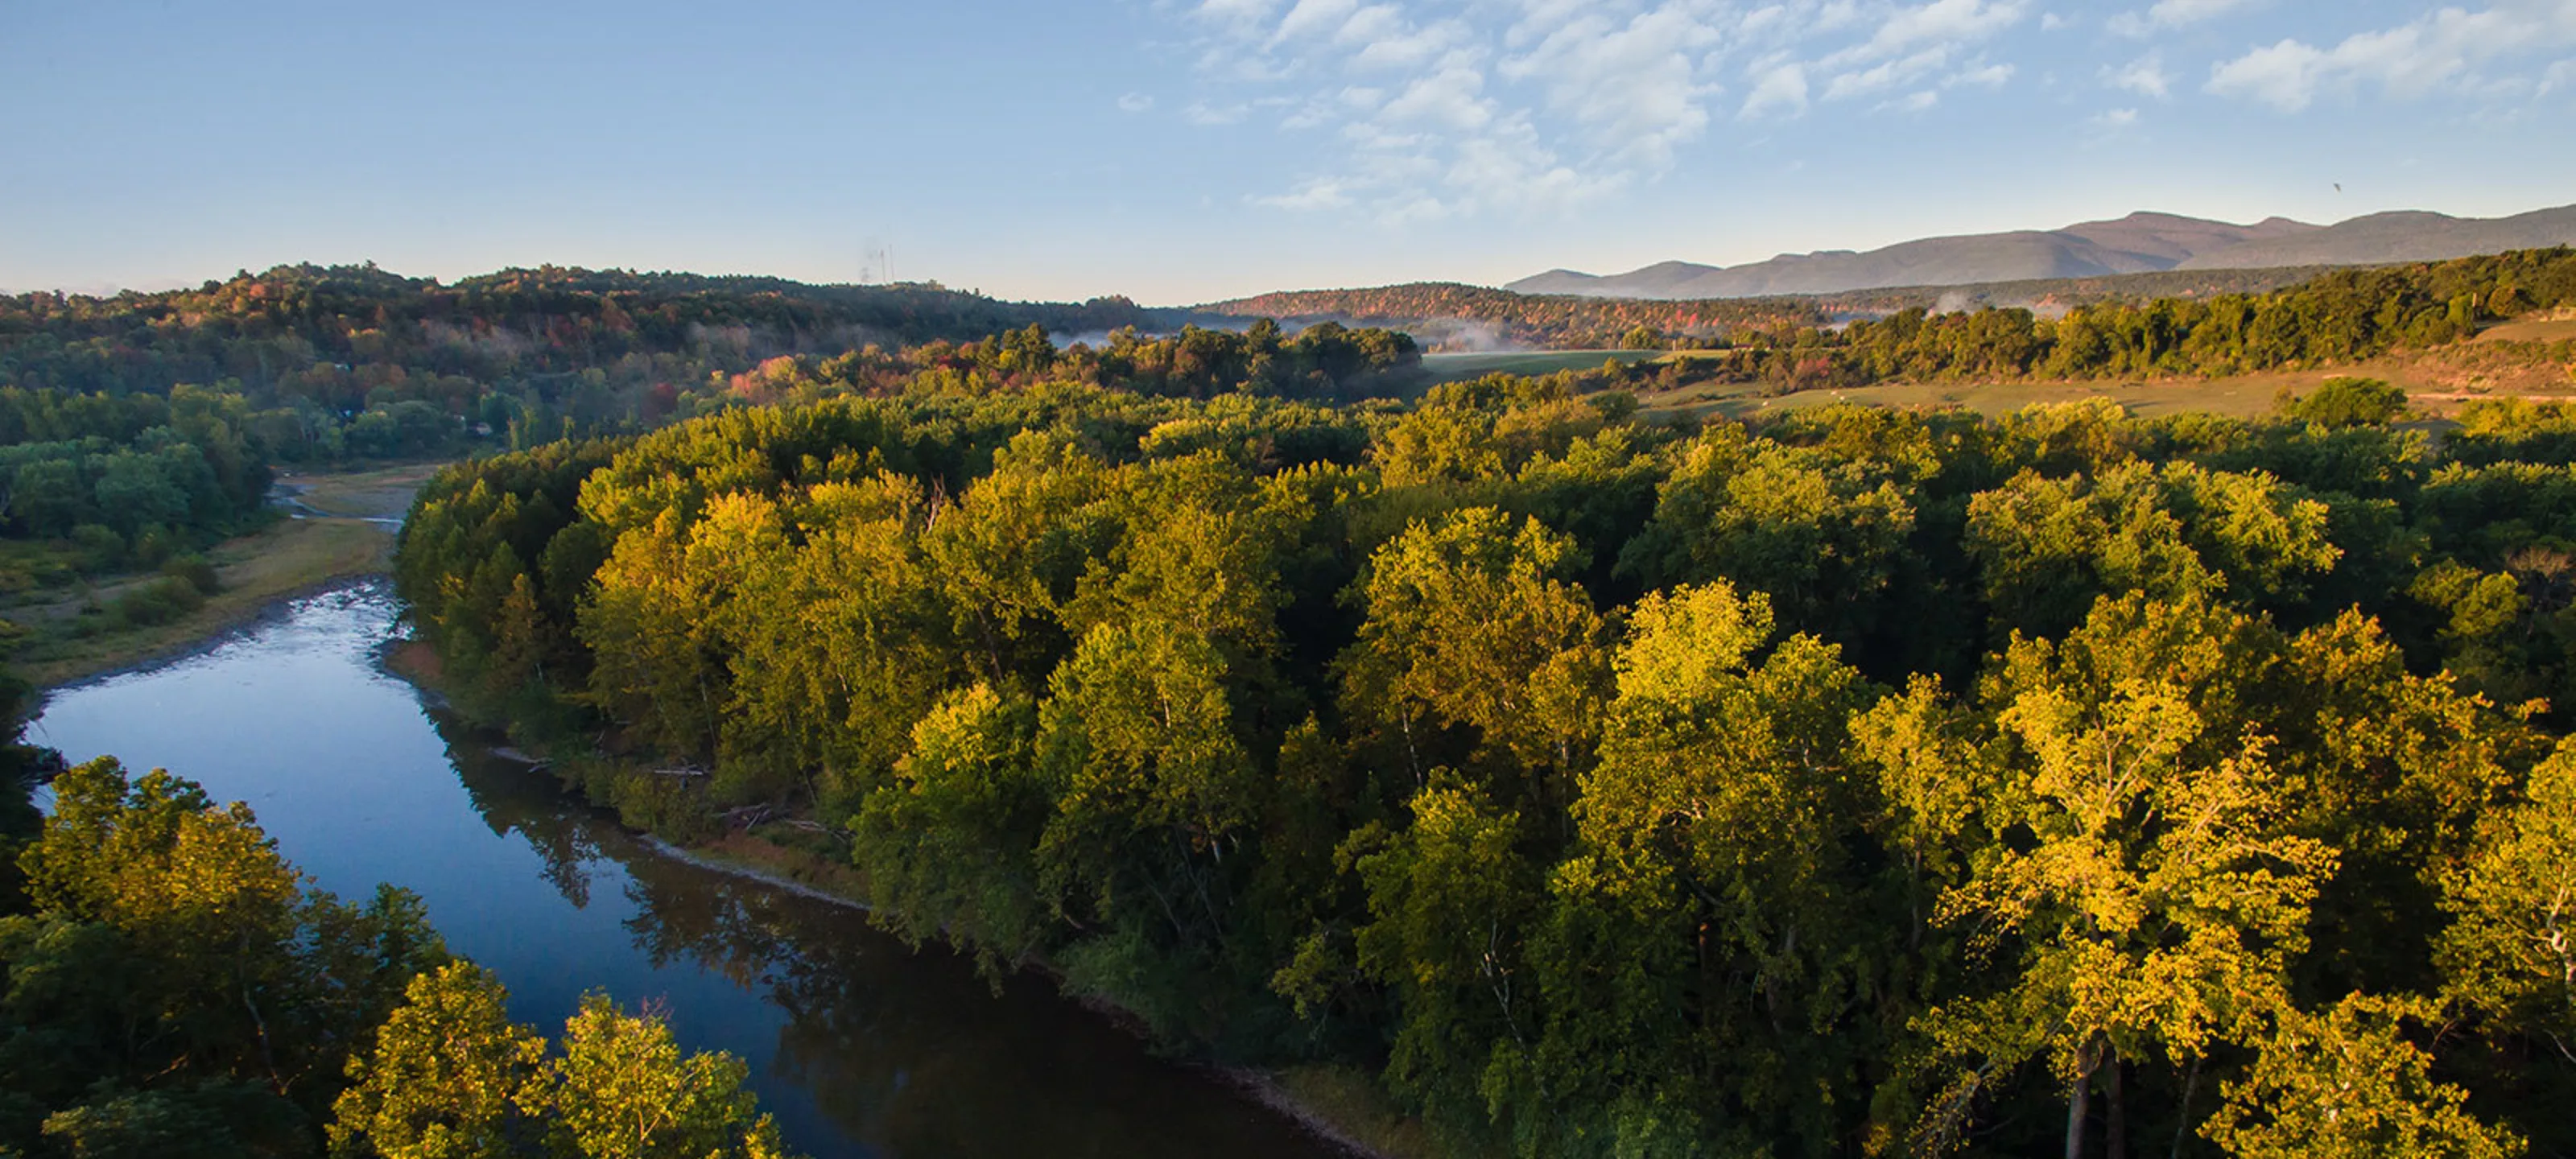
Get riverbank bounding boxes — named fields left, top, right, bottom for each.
left=376, top=636, right=1436, bottom=1159
left=14, top=462, right=442, bottom=691
left=653, top=825, right=1427, bottom=1159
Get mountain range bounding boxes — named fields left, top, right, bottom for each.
left=1508, top=204, right=2576, bottom=300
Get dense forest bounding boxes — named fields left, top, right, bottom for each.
left=397, top=342, right=2576, bottom=1156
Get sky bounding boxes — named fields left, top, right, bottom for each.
left=4, top=0, right=2574, bottom=304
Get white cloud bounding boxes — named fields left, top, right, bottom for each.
left=1117, top=93, right=1156, bottom=113
left=1498, top=3, right=1724, bottom=166
left=2207, top=39, right=2321, bottom=109
left=1818, top=0, right=2030, bottom=101
left=1378, top=52, right=1494, bottom=132
left=1740, top=60, right=1810, bottom=119
left=1195, top=0, right=1282, bottom=37
left=2092, top=106, right=2140, bottom=127
left=1272, top=0, right=1360, bottom=43
left=2545, top=56, right=2576, bottom=94
left=1352, top=17, right=1471, bottom=70
left=2210, top=2, right=2576, bottom=111
left=2105, top=52, right=2169, bottom=99
left=1947, top=61, right=2014, bottom=87
left=2109, top=0, right=2260, bottom=37
left=1174, top=0, right=2046, bottom=221
left=1835, top=0, right=2029, bottom=65
left=1253, top=177, right=1357, bottom=211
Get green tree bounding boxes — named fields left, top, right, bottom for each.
left=1343, top=507, right=1608, bottom=804
left=2, top=759, right=444, bottom=1156
left=2200, top=995, right=2520, bottom=1159
left=1522, top=581, right=1883, bottom=1155
left=1036, top=620, right=1258, bottom=961
left=2438, top=742, right=2576, bottom=1049
left=849, top=684, right=1050, bottom=972
left=329, top=963, right=547, bottom=1159
left=1349, top=781, right=1546, bottom=1136
left=1909, top=597, right=2339, bottom=1159
left=1616, top=424, right=1918, bottom=645
left=541, top=993, right=791, bottom=1159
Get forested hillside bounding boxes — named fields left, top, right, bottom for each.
left=400, top=356, right=2576, bottom=1157
left=0, top=264, right=1154, bottom=462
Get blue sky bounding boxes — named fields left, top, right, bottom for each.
left=5, top=0, right=2574, bottom=304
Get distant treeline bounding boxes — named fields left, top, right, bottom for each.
left=719, top=320, right=1418, bottom=405
left=400, top=371, right=2576, bottom=1159
left=1190, top=282, right=1830, bottom=350
left=1699, top=248, right=2576, bottom=392
left=1821, top=263, right=2352, bottom=316
left=0, top=264, right=1156, bottom=462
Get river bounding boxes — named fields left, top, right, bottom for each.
left=28, top=581, right=1351, bottom=1159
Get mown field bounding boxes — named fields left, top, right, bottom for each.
left=1418, top=349, right=1656, bottom=382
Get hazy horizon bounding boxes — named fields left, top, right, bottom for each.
left=7, top=0, right=2575, bottom=304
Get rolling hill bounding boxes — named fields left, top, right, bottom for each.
left=1516, top=204, right=2576, bottom=299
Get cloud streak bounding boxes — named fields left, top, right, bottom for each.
left=1180, top=0, right=2046, bottom=222
left=2207, top=1, right=2576, bottom=111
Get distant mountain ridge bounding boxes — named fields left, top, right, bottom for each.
left=1512, top=204, right=2576, bottom=299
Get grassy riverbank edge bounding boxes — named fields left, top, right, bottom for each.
left=377, top=639, right=1435, bottom=1159
left=20, top=463, right=442, bottom=694
left=18, top=518, right=392, bottom=692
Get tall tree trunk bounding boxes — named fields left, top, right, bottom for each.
left=2106, top=1049, right=2127, bottom=1159
left=2170, top=1055, right=2201, bottom=1159
left=2066, top=1037, right=2100, bottom=1159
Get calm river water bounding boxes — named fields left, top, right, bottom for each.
left=29, top=581, right=1344, bottom=1159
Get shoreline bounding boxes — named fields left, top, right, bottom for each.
left=372, top=641, right=1406, bottom=1159
left=21, top=462, right=437, bottom=695
left=637, top=831, right=1397, bottom=1159
left=34, top=571, right=394, bottom=702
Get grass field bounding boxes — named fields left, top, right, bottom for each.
left=13, top=462, right=441, bottom=690
left=1635, top=344, right=2576, bottom=424
left=1420, top=349, right=1655, bottom=383
left=2474, top=314, right=2576, bottom=344
left=280, top=461, right=442, bottom=519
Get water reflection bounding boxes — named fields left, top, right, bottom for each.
left=34, top=584, right=1342, bottom=1159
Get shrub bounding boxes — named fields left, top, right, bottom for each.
left=108, top=575, right=207, bottom=628
left=159, top=555, right=221, bottom=596
left=2285, top=376, right=2408, bottom=427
